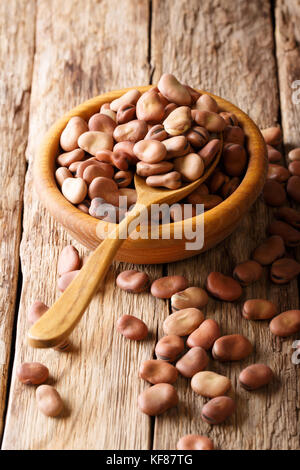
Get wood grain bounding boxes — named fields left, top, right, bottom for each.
left=151, top=0, right=299, bottom=450
left=0, top=0, right=36, bottom=438
left=1, top=0, right=299, bottom=450
left=2, top=0, right=166, bottom=450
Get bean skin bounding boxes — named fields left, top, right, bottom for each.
left=116, top=315, right=148, bottom=340
left=139, top=360, right=178, bottom=384
left=187, top=319, right=221, bottom=350
left=239, top=364, right=273, bottom=390
left=212, top=334, right=253, bottom=361
left=151, top=276, right=188, bottom=299
left=206, top=272, right=242, bottom=301
left=201, top=396, right=235, bottom=424
left=269, top=310, right=300, bottom=337
left=155, top=335, right=185, bottom=362
left=177, top=435, right=214, bottom=450
left=17, top=363, right=49, bottom=385
left=138, top=383, right=179, bottom=416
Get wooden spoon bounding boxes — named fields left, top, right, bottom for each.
left=28, top=142, right=222, bottom=348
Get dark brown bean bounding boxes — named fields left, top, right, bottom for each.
left=116, top=270, right=149, bottom=293
left=198, top=139, right=221, bottom=168
left=212, top=334, right=253, bottom=361
left=242, top=299, right=277, bottom=320
left=222, top=143, right=247, bottom=176
left=268, top=220, right=300, bottom=247
left=177, top=435, right=214, bottom=450
left=206, top=272, right=242, bottom=301
left=117, top=104, right=136, bottom=124
left=139, top=360, right=178, bottom=384
left=208, top=170, right=228, bottom=193
left=151, top=275, right=188, bottom=299
left=267, top=145, right=282, bottom=163
left=287, top=175, right=300, bottom=203
left=261, top=127, right=282, bottom=146
left=263, top=180, right=286, bottom=207
left=233, top=260, right=263, bottom=286
left=155, top=335, right=184, bottom=362
left=239, top=364, right=273, bottom=390
left=223, top=126, right=245, bottom=146
left=17, top=362, right=49, bottom=385
left=185, top=126, right=209, bottom=149
left=267, top=164, right=290, bottom=183
left=201, top=396, right=235, bottom=424
left=270, top=258, right=300, bottom=284
left=176, top=347, right=208, bottom=378
left=187, top=192, right=223, bottom=210
left=269, top=310, right=300, bottom=337
left=252, top=235, right=285, bottom=265
left=187, top=319, right=221, bottom=350
left=275, top=206, right=300, bottom=229
left=219, top=111, right=238, bottom=126
left=116, top=315, right=148, bottom=340
left=138, top=383, right=179, bottom=416
left=114, top=170, right=133, bottom=188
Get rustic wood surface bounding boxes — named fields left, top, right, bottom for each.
left=0, top=0, right=299, bottom=450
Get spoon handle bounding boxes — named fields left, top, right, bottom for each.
left=28, top=204, right=146, bottom=348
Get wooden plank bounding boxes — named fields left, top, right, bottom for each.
left=0, top=0, right=36, bottom=438
left=2, top=0, right=167, bottom=450
left=151, top=0, right=299, bottom=450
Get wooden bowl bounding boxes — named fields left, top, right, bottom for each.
left=34, top=86, right=267, bottom=264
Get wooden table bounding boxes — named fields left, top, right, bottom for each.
left=0, top=0, right=299, bottom=450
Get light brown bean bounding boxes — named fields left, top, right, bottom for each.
left=116, top=314, right=148, bottom=340
left=138, top=383, right=178, bottom=416
left=88, top=176, right=119, bottom=205
left=55, top=167, right=73, bottom=187
left=78, top=131, right=114, bottom=156
left=57, top=270, right=80, bottom=292
left=176, top=347, right=208, bottom=378
left=195, top=94, right=218, bottom=112
left=62, top=177, right=87, bottom=204
left=36, top=385, right=63, bottom=417
left=261, top=127, right=282, bottom=146
left=133, top=139, right=167, bottom=163
left=163, top=106, right=192, bottom=135
left=139, top=360, right=178, bottom=384
left=191, top=371, right=231, bottom=397
left=158, top=73, right=191, bottom=106
left=28, top=301, right=49, bottom=324
left=171, top=287, right=209, bottom=311
left=113, top=120, right=148, bottom=143
left=116, top=104, right=136, bottom=124
left=57, top=148, right=85, bottom=167
left=173, top=153, right=204, bottom=182
left=146, top=171, right=182, bottom=189
left=60, top=116, right=88, bottom=152
left=136, top=89, right=165, bottom=123
left=163, top=308, right=204, bottom=336
left=162, top=136, right=190, bottom=158
left=144, top=124, right=168, bottom=141
left=110, top=89, right=141, bottom=112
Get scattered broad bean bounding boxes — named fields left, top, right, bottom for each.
left=191, top=371, right=231, bottom=397
left=116, top=314, right=148, bottom=340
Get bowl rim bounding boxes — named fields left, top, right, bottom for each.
left=34, top=85, right=267, bottom=244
